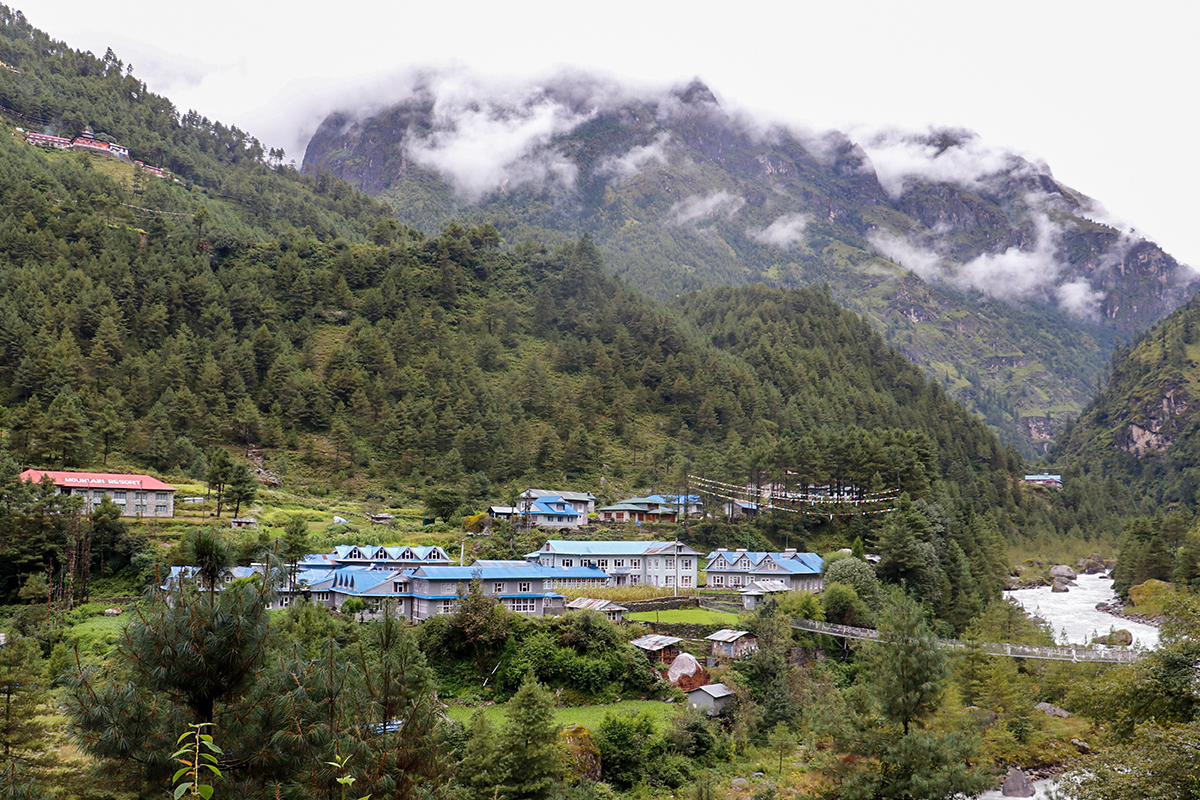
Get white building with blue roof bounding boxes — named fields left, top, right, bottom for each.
left=330, top=544, right=453, bottom=568
left=407, top=563, right=578, bottom=620
left=704, top=548, right=823, bottom=592
left=327, top=566, right=412, bottom=615
left=526, top=540, right=700, bottom=589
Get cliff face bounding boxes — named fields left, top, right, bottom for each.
left=1056, top=296, right=1200, bottom=507
left=303, top=75, right=1197, bottom=455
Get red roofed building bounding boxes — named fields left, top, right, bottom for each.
left=20, top=470, right=176, bottom=517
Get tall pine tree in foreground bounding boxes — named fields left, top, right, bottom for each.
left=499, top=674, right=565, bottom=800
left=825, top=592, right=991, bottom=800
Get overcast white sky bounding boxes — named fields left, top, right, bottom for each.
left=16, top=0, right=1200, bottom=267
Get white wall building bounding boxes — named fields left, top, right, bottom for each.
left=526, top=540, right=701, bottom=589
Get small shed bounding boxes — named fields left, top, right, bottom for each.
left=687, top=683, right=733, bottom=715
left=367, top=513, right=395, bottom=525
left=740, top=579, right=790, bottom=609
left=230, top=517, right=257, bottom=529
left=630, top=633, right=683, bottom=664
left=566, top=597, right=628, bottom=622
left=706, top=629, right=758, bottom=660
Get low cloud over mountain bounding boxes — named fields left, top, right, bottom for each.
left=303, top=68, right=1198, bottom=454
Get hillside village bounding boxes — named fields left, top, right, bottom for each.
left=3, top=9, right=1200, bottom=800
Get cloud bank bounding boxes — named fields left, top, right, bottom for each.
left=854, top=126, right=1042, bottom=200
left=747, top=213, right=808, bottom=248
left=598, top=132, right=672, bottom=178
left=870, top=209, right=1105, bottom=319
left=665, top=192, right=745, bottom=226
left=399, top=74, right=595, bottom=199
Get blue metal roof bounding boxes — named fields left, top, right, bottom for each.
left=528, top=540, right=686, bottom=557
left=705, top=551, right=823, bottom=575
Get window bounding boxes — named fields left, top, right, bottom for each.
left=711, top=575, right=724, bottom=586
left=562, top=559, right=573, bottom=567
left=630, top=575, right=640, bottom=585
left=135, top=505, right=146, bottom=515
left=441, top=600, right=456, bottom=614
left=155, top=505, right=167, bottom=514
left=665, top=557, right=675, bottom=569
left=665, top=575, right=674, bottom=585
left=507, top=598, right=537, bottom=613
left=682, top=575, right=692, bottom=587
left=494, top=582, right=505, bottom=595
left=156, top=492, right=168, bottom=501
left=682, top=559, right=692, bottom=569
left=518, top=582, right=531, bottom=593
left=135, top=492, right=146, bottom=500
left=614, top=559, right=624, bottom=568
left=630, top=559, right=641, bottom=569
left=598, top=559, right=609, bottom=569
left=114, top=491, right=126, bottom=501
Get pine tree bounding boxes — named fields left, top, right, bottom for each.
left=867, top=592, right=946, bottom=735
left=460, top=711, right=503, bottom=800
left=206, top=448, right=233, bottom=517
left=499, top=674, right=565, bottom=800
left=0, top=633, right=48, bottom=765
left=827, top=592, right=991, bottom=800
left=280, top=517, right=310, bottom=590
left=225, top=463, right=257, bottom=518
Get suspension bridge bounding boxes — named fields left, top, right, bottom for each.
left=698, top=600, right=1145, bottom=663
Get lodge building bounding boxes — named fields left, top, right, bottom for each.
left=21, top=469, right=176, bottom=517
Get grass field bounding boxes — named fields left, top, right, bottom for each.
left=625, top=608, right=741, bottom=625
left=444, top=699, right=672, bottom=729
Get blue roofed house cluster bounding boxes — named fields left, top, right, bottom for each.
left=704, top=548, right=824, bottom=593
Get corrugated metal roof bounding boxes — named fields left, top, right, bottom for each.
left=706, top=629, right=751, bottom=643
left=530, top=540, right=681, bottom=557
left=690, top=683, right=734, bottom=699
left=566, top=597, right=628, bottom=612
left=705, top=551, right=823, bottom=575
left=630, top=634, right=683, bottom=650
left=740, top=579, right=791, bottom=594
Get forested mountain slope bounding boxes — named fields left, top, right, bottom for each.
left=303, top=75, right=1197, bottom=455
left=1055, top=295, right=1200, bottom=510
left=0, top=8, right=1133, bottom=563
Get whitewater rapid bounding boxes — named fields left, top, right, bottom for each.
left=1002, top=572, right=1159, bottom=649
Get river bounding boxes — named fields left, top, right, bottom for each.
left=1002, top=572, right=1159, bottom=649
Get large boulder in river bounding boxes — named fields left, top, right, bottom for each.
left=1077, top=553, right=1113, bottom=574
left=1001, top=766, right=1035, bottom=797
left=1092, top=629, right=1133, bottom=646
left=1051, top=578, right=1071, bottom=593
left=1050, top=564, right=1078, bottom=580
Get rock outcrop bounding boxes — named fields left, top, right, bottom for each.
left=1001, top=766, right=1035, bottom=797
